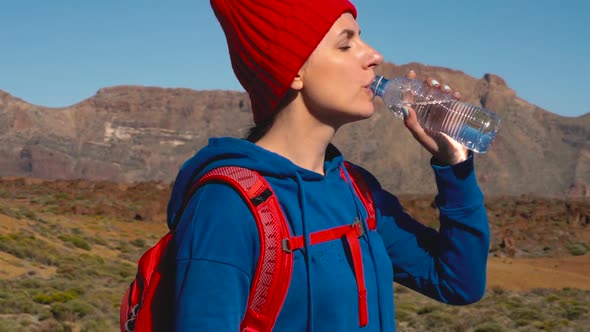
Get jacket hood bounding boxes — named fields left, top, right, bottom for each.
left=167, top=137, right=344, bottom=229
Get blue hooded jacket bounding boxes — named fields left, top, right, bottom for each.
left=167, top=137, right=489, bottom=331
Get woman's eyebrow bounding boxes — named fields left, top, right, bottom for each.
left=338, top=28, right=361, bottom=38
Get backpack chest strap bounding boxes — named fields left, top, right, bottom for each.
left=281, top=219, right=370, bottom=327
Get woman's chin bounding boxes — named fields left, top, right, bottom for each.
left=357, top=106, right=376, bottom=119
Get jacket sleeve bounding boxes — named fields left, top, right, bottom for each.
left=362, top=153, right=489, bottom=305
left=172, top=183, right=260, bottom=331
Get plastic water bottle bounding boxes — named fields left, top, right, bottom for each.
left=370, top=75, right=501, bottom=153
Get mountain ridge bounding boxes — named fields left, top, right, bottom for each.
left=1, top=62, right=588, bottom=198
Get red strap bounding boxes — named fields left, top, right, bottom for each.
left=345, top=226, right=369, bottom=327
left=282, top=220, right=365, bottom=252
left=341, top=162, right=377, bottom=231
left=188, top=166, right=293, bottom=332
left=184, top=164, right=375, bottom=330
left=282, top=220, right=368, bottom=327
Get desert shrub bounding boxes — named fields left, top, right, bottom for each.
left=19, top=208, right=38, bottom=221
left=567, top=242, right=588, bottom=256
left=88, top=235, right=108, bottom=246
left=56, top=253, right=134, bottom=283
left=395, top=309, right=414, bottom=323
left=489, top=285, right=505, bottom=295
left=394, top=285, right=409, bottom=294
left=30, top=195, right=54, bottom=206
left=35, top=319, right=73, bottom=332
left=0, top=233, right=60, bottom=266
left=499, top=296, right=524, bottom=310
left=509, top=307, right=544, bottom=326
left=0, top=319, right=22, bottom=332
left=50, top=300, right=94, bottom=321
left=0, top=205, right=45, bottom=222
left=423, top=311, right=453, bottom=330
left=58, top=234, right=91, bottom=250
left=545, top=294, right=560, bottom=303
left=472, top=322, right=504, bottom=332
left=16, top=278, right=43, bottom=290
left=80, top=319, right=114, bottom=332
left=33, top=290, right=78, bottom=304
left=0, top=291, right=41, bottom=315
left=537, top=319, right=570, bottom=330
left=530, top=287, right=551, bottom=296
left=130, top=238, right=146, bottom=248
left=488, top=243, right=500, bottom=253
left=416, top=304, right=440, bottom=315
left=395, top=300, right=419, bottom=313
left=559, top=300, right=588, bottom=320
left=38, top=309, right=53, bottom=321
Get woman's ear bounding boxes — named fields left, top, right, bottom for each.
left=290, top=73, right=304, bottom=91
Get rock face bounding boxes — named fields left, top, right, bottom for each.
left=1, top=62, right=588, bottom=198
left=0, top=87, right=251, bottom=183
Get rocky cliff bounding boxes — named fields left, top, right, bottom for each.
left=1, top=63, right=588, bottom=198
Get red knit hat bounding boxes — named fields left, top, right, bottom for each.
left=211, top=0, right=357, bottom=124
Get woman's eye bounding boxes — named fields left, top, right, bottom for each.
left=339, top=45, right=351, bottom=51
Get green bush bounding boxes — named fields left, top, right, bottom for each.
left=473, top=322, right=504, bottom=332
left=416, top=304, right=440, bottom=315
left=80, top=319, right=114, bottom=332
left=0, top=233, right=60, bottom=266
left=560, top=301, right=588, bottom=320
left=395, top=308, right=415, bottom=323
left=58, top=235, right=91, bottom=250
left=130, top=238, right=146, bottom=248
left=50, top=300, right=94, bottom=321
left=489, top=285, right=505, bottom=295
left=538, top=319, right=570, bottom=330
left=423, top=311, right=453, bottom=330
left=567, top=242, right=588, bottom=256
left=33, top=290, right=78, bottom=304
left=89, top=235, right=108, bottom=246
left=0, top=319, right=22, bottom=332
left=0, top=292, right=41, bottom=315
left=35, top=319, right=73, bottom=332
left=509, top=307, right=544, bottom=326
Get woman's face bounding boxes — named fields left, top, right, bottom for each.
left=299, top=13, right=383, bottom=127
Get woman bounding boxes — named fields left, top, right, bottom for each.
left=167, top=0, right=489, bottom=330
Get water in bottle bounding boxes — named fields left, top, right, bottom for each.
left=370, top=75, right=501, bottom=153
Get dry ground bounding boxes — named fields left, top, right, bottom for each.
left=487, top=255, right=590, bottom=291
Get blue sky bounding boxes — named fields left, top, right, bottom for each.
left=1, top=0, right=589, bottom=117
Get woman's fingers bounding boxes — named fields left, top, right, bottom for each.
left=406, top=69, right=417, bottom=80
left=424, top=75, right=462, bottom=100
left=425, top=77, right=440, bottom=88
left=402, top=105, right=439, bottom=155
left=401, top=70, right=468, bottom=164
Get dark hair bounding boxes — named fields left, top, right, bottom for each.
left=245, top=115, right=275, bottom=142
left=244, top=89, right=297, bottom=142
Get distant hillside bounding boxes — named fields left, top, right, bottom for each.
left=0, top=178, right=589, bottom=331
left=1, top=62, right=588, bottom=198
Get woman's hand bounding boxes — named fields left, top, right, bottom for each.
left=402, top=70, right=468, bottom=165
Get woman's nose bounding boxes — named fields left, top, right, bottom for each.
left=365, top=44, right=383, bottom=69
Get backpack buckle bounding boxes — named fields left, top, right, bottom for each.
left=353, top=219, right=366, bottom=237
left=124, top=304, right=140, bottom=332
left=281, top=238, right=293, bottom=253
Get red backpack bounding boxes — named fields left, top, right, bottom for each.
left=120, top=163, right=376, bottom=332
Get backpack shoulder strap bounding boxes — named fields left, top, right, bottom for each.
left=187, top=166, right=293, bottom=332
left=342, top=162, right=376, bottom=231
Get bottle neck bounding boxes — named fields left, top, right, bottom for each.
left=370, top=75, right=388, bottom=98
